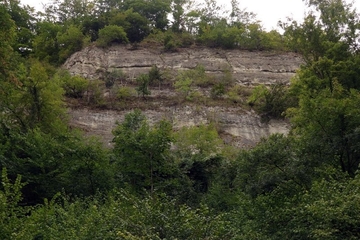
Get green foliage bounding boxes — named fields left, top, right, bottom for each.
left=57, top=25, right=90, bottom=63
left=172, top=124, right=225, bottom=203
left=148, top=65, right=162, bottom=86
left=238, top=173, right=360, bottom=239
left=174, top=76, right=193, bottom=100
left=109, top=9, right=150, bottom=43
left=96, top=25, right=129, bottom=47
left=175, top=65, right=214, bottom=96
left=197, top=20, right=245, bottom=49
left=113, top=110, right=174, bottom=194
left=142, top=30, right=194, bottom=50
left=241, top=23, right=267, bottom=50
left=135, top=73, right=151, bottom=98
left=227, top=85, right=251, bottom=103
left=0, top=168, right=26, bottom=217
left=3, top=1, right=360, bottom=239
left=116, top=86, right=135, bottom=100
left=164, top=31, right=195, bottom=51
left=210, top=82, right=225, bottom=99
left=81, top=15, right=106, bottom=42
left=283, top=0, right=360, bottom=176
left=86, top=80, right=105, bottom=107
left=33, top=22, right=63, bottom=65
left=5, top=0, right=35, bottom=53
left=281, top=0, right=359, bottom=64
left=191, top=64, right=213, bottom=87
left=248, top=83, right=294, bottom=120
left=0, top=126, right=113, bottom=204
left=104, top=69, right=127, bottom=88
left=288, top=81, right=360, bottom=176
left=0, top=168, right=28, bottom=239
left=235, top=134, right=311, bottom=197
left=57, top=70, right=88, bottom=98
left=173, top=124, right=224, bottom=161
left=0, top=60, right=67, bottom=134
left=2, top=190, right=234, bottom=239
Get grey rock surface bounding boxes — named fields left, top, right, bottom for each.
left=64, top=45, right=302, bottom=147
left=69, top=106, right=290, bottom=148
left=64, top=45, right=302, bottom=86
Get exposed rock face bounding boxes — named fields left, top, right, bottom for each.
left=64, top=45, right=303, bottom=86
left=69, top=106, right=289, bottom=148
left=64, top=45, right=303, bottom=148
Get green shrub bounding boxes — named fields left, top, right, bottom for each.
left=177, top=64, right=214, bottom=88
left=247, top=85, right=268, bottom=106
left=96, top=25, right=129, bottom=47
left=174, top=76, right=193, bottom=100
left=148, top=65, right=162, bottom=86
left=141, top=29, right=166, bottom=46
left=248, top=83, right=293, bottom=120
left=164, top=33, right=177, bottom=51
left=227, top=85, right=250, bottom=103
left=56, top=70, right=88, bottom=98
left=86, top=80, right=105, bottom=106
left=211, top=83, right=225, bottom=99
left=104, top=69, right=127, bottom=88
left=221, top=66, right=235, bottom=86
left=64, top=75, right=89, bottom=98
left=188, top=90, right=205, bottom=102
left=57, top=25, right=90, bottom=63
left=117, top=86, right=135, bottom=100
left=136, top=74, right=151, bottom=98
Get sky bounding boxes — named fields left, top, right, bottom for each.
left=20, top=0, right=360, bottom=31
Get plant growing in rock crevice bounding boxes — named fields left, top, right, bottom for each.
left=136, top=74, right=151, bottom=98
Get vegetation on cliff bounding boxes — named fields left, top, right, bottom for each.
left=2, top=0, right=360, bottom=239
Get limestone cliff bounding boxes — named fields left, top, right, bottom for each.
left=64, top=45, right=302, bottom=86
left=64, top=45, right=303, bottom=147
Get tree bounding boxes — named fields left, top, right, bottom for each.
left=57, top=25, right=89, bottom=62
left=5, top=0, right=36, bottom=54
left=112, top=110, right=174, bottom=195
left=136, top=73, right=151, bottom=98
left=148, top=64, right=163, bottom=89
left=33, top=21, right=63, bottom=64
left=0, top=3, right=16, bottom=84
left=282, top=0, right=359, bottom=64
left=288, top=82, right=360, bottom=176
left=20, top=60, right=66, bottom=133
left=96, top=25, right=129, bottom=47
left=283, top=0, right=360, bottom=176
left=43, top=0, right=95, bottom=25
left=109, top=9, right=150, bottom=42
left=57, top=69, right=88, bottom=98
left=171, top=0, right=187, bottom=32
left=123, top=0, right=172, bottom=30
left=172, top=124, right=224, bottom=201
left=235, top=134, right=311, bottom=198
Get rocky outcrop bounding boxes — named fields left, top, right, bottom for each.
left=69, top=106, right=289, bottom=148
left=64, top=45, right=302, bottom=148
left=64, top=45, right=303, bottom=86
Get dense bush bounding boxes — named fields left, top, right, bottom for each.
left=248, top=83, right=295, bottom=120
left=96, top=25, right=129, bottom=47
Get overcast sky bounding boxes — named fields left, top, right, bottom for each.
left=20, top=0, right=360, bottom=31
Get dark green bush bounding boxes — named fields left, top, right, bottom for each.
left=96, top=25, right=129, bottom=47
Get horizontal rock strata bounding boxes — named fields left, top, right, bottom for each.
left=65, top=45, right=301, bottom=147
left=64, top=45, right=303, bottom=86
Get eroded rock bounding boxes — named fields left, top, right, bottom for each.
left=64, top=45, right=302, bottom=86
left=65, top=45, right=301, bottom=147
